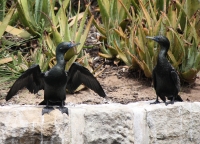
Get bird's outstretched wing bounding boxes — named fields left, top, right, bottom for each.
left=170, top=68, right=180, bottom=92
left=6, top=64, right=44, bottom=101
left=66, top=62, right=106, bottom=98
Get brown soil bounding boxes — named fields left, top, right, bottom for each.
left=1, top=63, right=200, bottom=106
left=1, top=26, right=200, bottom=106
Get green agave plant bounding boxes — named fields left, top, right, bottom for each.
left=44, top=0, right=94, bottom=70
left=95, top=0, right=200, bottom=83
left=2, top=0, right=93, bottom=71
left=1, top=0, right=49, bottom=77
left=93, top=0, right=131, bottom=60
left=0, top=0, right=6, bottom=21
left=14, top=0, right=52, bottom=36
left=147, top=0, right=200, bottom=82
left=0, top=1, right=50, bottom=83
left=0, top=3, right=20, bottom=83
left=0, top=3, right=16, bottom=39
left=1, top=0, right=95, bottom=93
left=135, top=0, right=200, bottom=82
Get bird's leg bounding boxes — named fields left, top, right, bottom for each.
left=165, top=96, right=175, bottom=106
left=57, top=101, right=68, bottom=115
left=150, top=95, right=160, bottom=104
left=42, top=100, right=54, bottom=115
left=165, top=101, right=168, bottom=106
left=171, top=96, right=175, bottom=104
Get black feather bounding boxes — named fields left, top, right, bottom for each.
left=66, top=62, right=106, bottom=97
left=6, top=65, right=44, bottom=101
left=6, top=42, right=106, bottom=115
left=146, top=35, right=183, bottom=105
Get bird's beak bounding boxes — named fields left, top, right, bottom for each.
left=146, top=36, right=155, bottom=40
left=146, top=36, right=157, bottom=42
left=69, top=42, right=80, bottom=48
left=70, top=42, right=80, bottom=54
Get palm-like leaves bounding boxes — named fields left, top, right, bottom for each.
left=95, top=0, right=200, bottom=83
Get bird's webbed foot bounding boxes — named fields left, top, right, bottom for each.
left=150, top=100, right=160, bottom=105
left=165, top=100, right=175, bottom=106
left=42, top=107, right=54, bottom=115
left=57, top=107, right=68, bottom=115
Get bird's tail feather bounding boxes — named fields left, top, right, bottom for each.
left=38, top=100, right=65, bottom=106
left=167, top=95, right=183, bottom=102
left=175, top=95, right=183, bottom=102
left=38, top=100, right=46, bottom=105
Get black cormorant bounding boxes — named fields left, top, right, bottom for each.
left=146, top=35, right=183, bottom=105
left=6, top=42, right=106, bottom=114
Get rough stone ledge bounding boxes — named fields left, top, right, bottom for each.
left=0, top=101, right=200, bottom=144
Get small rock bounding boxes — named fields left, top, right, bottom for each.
left=94, top=63, right=99, bottom=68
left=112, top=67, right=118, bottom=70
left=107, top=88, right=113, bottom=92
left=1, top=92, right=7, bottom=98
left=105, top=65, right=110, bottom=68
left=117, top=75, right=122, bottom=79
left=94, top=56, right=100, bottom=61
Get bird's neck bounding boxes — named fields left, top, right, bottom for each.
left=158, top=46, right=168, bottom=64
left=159, top=45, right=168, bottom=56
left=56, top=53, right=66, bottom=70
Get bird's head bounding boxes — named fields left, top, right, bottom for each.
left=56, top=42, right=80, bottom=54
left=146, top=35, right=170, bottom=51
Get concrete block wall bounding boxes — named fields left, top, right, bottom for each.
left=0, top=101, right=200, bottom=144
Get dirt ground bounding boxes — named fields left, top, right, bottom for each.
left=0, top=26, right=200, bottom=106
left=0, top=61, right=200, bottom=106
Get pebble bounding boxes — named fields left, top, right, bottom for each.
left=105, top=65, right=110, bottom=68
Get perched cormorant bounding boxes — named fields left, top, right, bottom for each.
left=6, top=42, right=106, bottom=114
left=146, top=35, right=183, bottom=105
